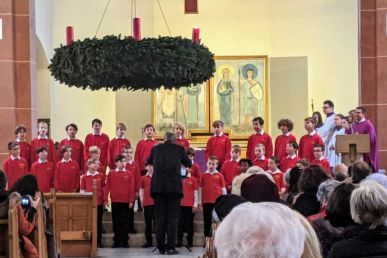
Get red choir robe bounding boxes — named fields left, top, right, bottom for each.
left=134, top=138, right=157, bottom=171
left=176, top=136, right=190, bottom=149
left=30, top=136, right=56, bottom=164
left=2, top=156, right=28, bottom=189
left=246, top=131, right=273, bottom=160
left=17, top=140, right=31, bottom=169
left=280, top=154, right=300, bottom=172
left=58, top=138, right=84, bottom=170
left=311, top=157, right=331, bottom=175
left=220, top=159, right=240, bottom=191
left=205, top=133, right=231, bottom=164
left=84, top=132, right=110, bottom=166
left=108, top=137, right=131, bottom=169
left=298, top=131, right=323, bottom=162
left=274, top=133, right=297, bottom=161
left=252, top=156, right=269, bottom=171
left=30, top=160, right=55, bottom=193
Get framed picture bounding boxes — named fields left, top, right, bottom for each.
left=151, top=82, right=210, bottom=137
left=210, top=56, right=269, bottom=138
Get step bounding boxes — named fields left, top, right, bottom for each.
left=103, top=211, right=204, bottom=222
left=102, top=233, right=205, bottom=247
left=103, top=220, right=204, bottom=233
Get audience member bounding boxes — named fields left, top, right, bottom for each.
left=283, top=166, right=302, bottom=205
left=351, top=160, right=370, bottom=184
left=332, top=163, right=348, bottom=182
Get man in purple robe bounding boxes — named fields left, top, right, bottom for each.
left=352, top=106, right=378, bottom=171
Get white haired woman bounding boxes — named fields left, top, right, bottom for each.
left=328, top=180, right=387, bottom=258
left=215, top=202, right=322, bottom=258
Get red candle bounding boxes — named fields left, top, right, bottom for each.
left=133, top=17, right=141, bottom=41
left=66, top=26, right=74, bottom=45
left=192, top=26, right=200, bottom=44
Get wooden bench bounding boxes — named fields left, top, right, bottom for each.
left=46, top=184, right=97, bottom=257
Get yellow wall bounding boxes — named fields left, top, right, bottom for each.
left=35, top=0, right=359, bottom=143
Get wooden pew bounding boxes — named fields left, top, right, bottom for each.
left=33, top=192, right=48, bottom=258
left=7, top=193, right=22, bottom=258
left=51, top=184, right=97, bottom=257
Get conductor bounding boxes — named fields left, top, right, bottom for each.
left=147, top=131, right=192, bottom=255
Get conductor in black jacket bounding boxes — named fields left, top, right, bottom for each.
left=147, top=131, right=192, bottom=255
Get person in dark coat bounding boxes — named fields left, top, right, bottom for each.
left=328, top=180, right=387, bottom=258
left=147, top=132, right=191, bottom=255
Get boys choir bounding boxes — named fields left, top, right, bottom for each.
left=2, top=102, right=364, bottom=248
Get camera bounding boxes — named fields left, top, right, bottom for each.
left=20, top=196, right=30, bottom=209
left=180, top=167, right=188, bottom=177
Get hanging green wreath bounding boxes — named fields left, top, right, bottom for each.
left=48, top=35, right=215, bottom=91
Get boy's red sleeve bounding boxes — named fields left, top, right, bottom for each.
left=205, top=138, right=212, bottom=161
left=107, top=140, right=114, bottom=169
left=225, top=138, right=232, bottom=160
left=80, top=175, right=85, bottom=191
left=220, top=174, right=226, bottom=188
left=49, top=139, right=56, bottom=164
left=246, top=137, right=252, bottom=160
left=104, top=174, right=110, bottom=202
left=54, top=163, right=60, bottom=191
left=129, top=174, right=135, bottom=204
left=75, top=163, right=80, bottom=191
left=266, top=135, right=273, bottom=157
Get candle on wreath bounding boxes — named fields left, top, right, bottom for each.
left=133, top=17, right=141, bottom=41
left=192, top=26, right=200, bottom=44
left=66, top=26, right=74, bottom=45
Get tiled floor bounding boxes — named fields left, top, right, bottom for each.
left=78, top=247, right=204, bottom=258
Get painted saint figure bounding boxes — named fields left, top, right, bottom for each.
left=241, top=64, right=263, bottom=123
left=217, top=68, right=234, bottom=124
left=186, top=84, right=202, bottom=128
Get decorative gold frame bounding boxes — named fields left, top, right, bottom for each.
left=210, top=55, right=269, bottom=140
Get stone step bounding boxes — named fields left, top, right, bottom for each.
left=103, top=211, right=204, bottom=222
left=103, top=220, right=204, bottom=233
left=102, top=233, right=205, bottom=247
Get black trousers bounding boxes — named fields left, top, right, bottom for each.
left=144, top=205, right=154, bottom=244
left=153, top=194, right=181, bottom=251
left=177, top=206, right=194, bottom=244
left=111, top=202, right=130, bottom=244
left=203, top=203, right=215, bottom=237
left=97, top=205, right=104, bottom=245
left=128, top=207, right=135, bottom=232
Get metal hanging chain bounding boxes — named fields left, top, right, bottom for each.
left=156, top=0, right=172, bottom=36
left=95, top=0, right=111, bottom=37
left=130, top=0, right=134, bottom=35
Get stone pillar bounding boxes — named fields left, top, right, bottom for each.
left=0, top=0, right=37, bottom=164
left=360, top=0, right=387, bottom=170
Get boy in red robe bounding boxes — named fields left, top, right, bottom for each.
left=274, top=119, right=297, bottom=161
left=134, top=124, right=158, bottom=174
left=15, top=125, right=31, bottom=169
left=30, top=146, right=54, bottom=193
left=246, top=117, right=273, bottom=160
left=205, top=120, right=231, bottom=167
left=80, top=158, right=106, bottom=247
left=298, top=117, right=323, bottom=161
left=122, top=145, right=141, bottom=233
left=220, top=145, right=241, bottom=193
left=199, top=156, right=226, bottom=237
left=84, top=118, right=110, bottom=169
left=310, top=144, right=331, bottom=174
left=54, top=145, right=80, bottom=192
left=3, top=142, right=28, bottom=188
left=58, top=123, right=84, bottom=170
left=30, top=121, right=56, bottom=164
left=140, top=163, right=154, bottom=248
left=280, top=141, right=300, bottom=172
left=267, top=156, right=286, bottom=196
left=174, top=122, right=190, bottom=149
left=186, top=147, right=201, bottom=182
left=108, top=123, right=131, bottom=169
left=177, top=168, right=198, bottom=247
left=252, top=143, right=269, bottom=171
left=104, top=155, right=135, bottom=248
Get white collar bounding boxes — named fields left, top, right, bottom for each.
left=308, top=130, right=317, bottom=136
left=115, top=136, right=125, bottom=140
left=92, top=131, right=102, bottom=136
left=205, top=170, right=219, bottom=174
left=38, top=158, right=46, bottom=164
left=283, top=132, right=291, bottom=136
left=86, top=170, right=100, bottom=176
left=115, top=168, right=126, bottom=172
left=287, top=154, right=297, bottom=159
left=37, top=135, right=48, bottom=140
left=146, top=173, right=153, bottom=177
left=67, top=137, right=77, bottom=141
left=255, top=130, right=264, bottom=135
left=144, top=137, right=155, bottom=141
left=214, top=132, right=223, bottom=137
left=177, top=135, right=183, bottom=140
left=256, top=155, right=266, bottom=161
left=316, top=157, right=325, bottom=161
left=16, top=138, right=24, bottom=143
left=10, top=155, right=20, bottom=160
left=126, top=160, right=134, bottom=165
left=357, top=118, right=366, bottom=123
left=230, top=158, right=240, bottom=162
left=62, top=158, right=72, bottom=163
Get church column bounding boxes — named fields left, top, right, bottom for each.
left=0, top=0, right=37, bottom=164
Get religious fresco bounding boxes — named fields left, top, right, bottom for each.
left=211, top=56, right=268, bottom=137
left=151, top=56, right=268, bottom=140
left=151, top=82, right=209, bottom=135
